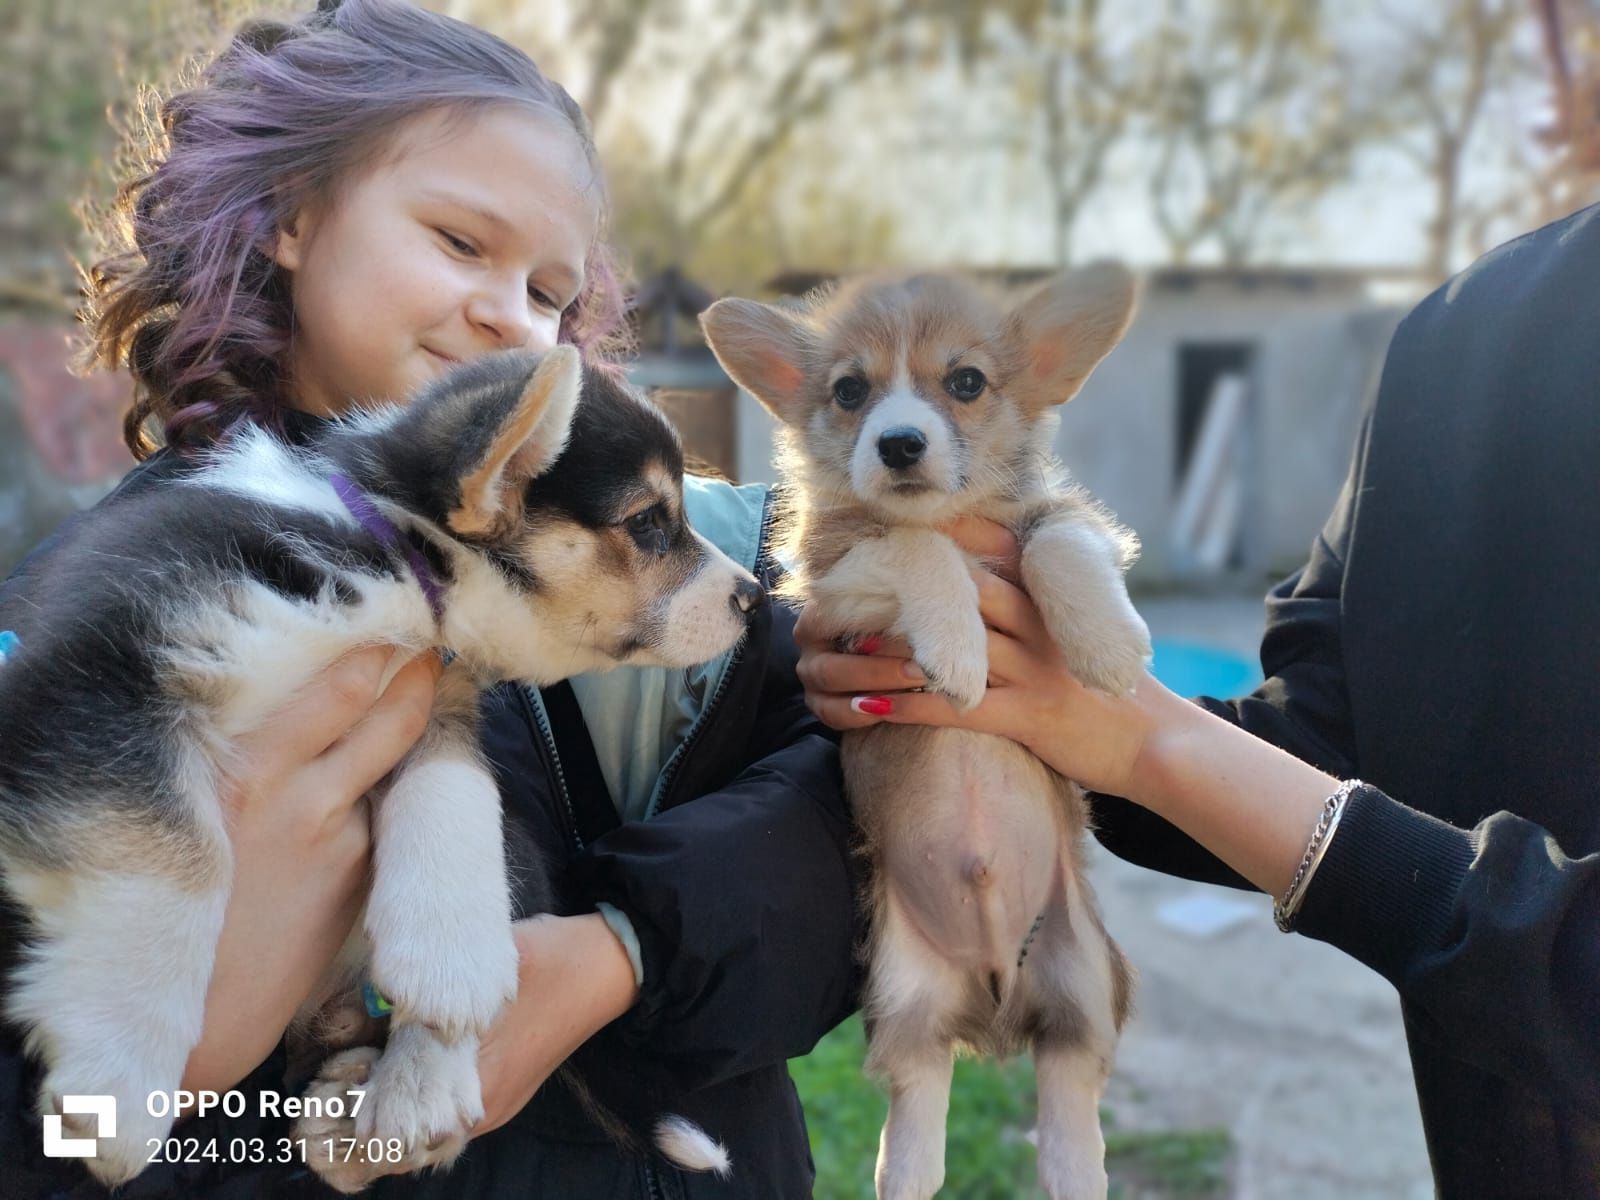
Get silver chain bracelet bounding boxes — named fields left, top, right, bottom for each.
left=1273, top=778, right=1361, bottom=932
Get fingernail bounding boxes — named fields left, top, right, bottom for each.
left=855, top=635, right=882, bottom=655
left=900, top=661, right=925, bottom=682
left=851, top=695, right=894, bottom=717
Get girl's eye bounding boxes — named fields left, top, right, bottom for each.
left=945, top=366, right=987, bottom=401
left=528, top=285, right=558, bottom=310
left=832, top=375, right=868, bottom=410
left=438, top=229, right=478, bottom=257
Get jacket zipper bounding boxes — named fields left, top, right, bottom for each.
left=526, top=488, right=776, bottom=1200
left=645, top=488, right=778, bottom=820
left=519, top=684, right=584, bottom=852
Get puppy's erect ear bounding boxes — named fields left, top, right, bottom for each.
left=1004, top=261, right=1137, bottom=409
left=448, top=345, right=581, bottom=537
left=701, top=298, right=814, bottom=425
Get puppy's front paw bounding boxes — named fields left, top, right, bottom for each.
left=298, top=1031, right=476, bottom=1195
left=1059, top=606, right=1151, bottom=696
left=369, top=920, right=518, bottom=1044
left=909, top=612, right=989, bottom=713
left=297, top=1047, right=395, bottom=1195
left=358, top=1023, right=483, bottom=1148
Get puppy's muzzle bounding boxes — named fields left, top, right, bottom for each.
left=878, top=427, right=927, bottom=471
left=732, top=577, right=766, bottom=617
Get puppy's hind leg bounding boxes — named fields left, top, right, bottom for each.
left=873, top=1039, right=954, bottom=1200
left=9, top=841, right=230, bottom=1188
left=863, top=896, right=961, bottom=1200
left=1034, top=1040, right=1111, bottom=1200
left=1029, top=866, right=1128, bottom=1200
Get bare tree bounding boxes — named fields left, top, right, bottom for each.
left=1036, top=0, right=1133, bottom=265
left=461, top=0, right=1043, bottom=269
left=1140, top=0, right=1367, bottom=265
left=1370, top=0, right=1532, bottom=279
left=1532, top=0, right=1600, bottom=216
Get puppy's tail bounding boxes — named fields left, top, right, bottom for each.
left=559, top=1066, right=732, bottom=1178
left=654, top=1115, right=732, bottom=1177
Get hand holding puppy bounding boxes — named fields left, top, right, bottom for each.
left=180, top=646, right=442, bottom=1101
left=794, top=517, right=1158, bottom=798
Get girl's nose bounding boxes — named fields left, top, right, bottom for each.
left=467, top=277, right=537, bottom=349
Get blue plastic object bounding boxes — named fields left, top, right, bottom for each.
left=1149, top=638, right=1260, bottom=700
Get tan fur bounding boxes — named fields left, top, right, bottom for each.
left=703, top=265, right=1147, bottom=1200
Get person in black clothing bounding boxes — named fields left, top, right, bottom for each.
left=2, top=2, right=859, bottom=1197
left=799, top=203, right=1600, bottom=1197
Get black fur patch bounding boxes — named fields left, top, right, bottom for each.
left=523, top=370, right=684, bottom=529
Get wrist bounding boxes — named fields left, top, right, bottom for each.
left=1121, top=676, right=1204, bottom=809
left=514, top=913, right=638, bottom=1027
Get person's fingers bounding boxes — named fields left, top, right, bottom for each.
left=942, top=517, right=1022, bottom=582
left=854, top=687, right=1000, bottom=732
left=972, top=569, right=1050, bottom=642
left=791, top=604, right=839, bottom=651
left=868, top=634, right=914, bottom=660
left=804, top=689, right=887, bottom=732
left=309, top=651, right=441, bottom=801
left=981, top=626, right=1041, bottom=685
left=239, top=645, right=409, bottom=775
left=797, top=648, right=925, bottom=696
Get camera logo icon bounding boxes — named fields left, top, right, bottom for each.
left=42, top=1094, right=116, bottom=1158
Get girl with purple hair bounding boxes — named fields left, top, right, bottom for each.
left=0, top=3, right=857, bottom=1197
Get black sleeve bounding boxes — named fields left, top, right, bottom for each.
left=1088, top=412, right=1369, bottom=891
left=564, top=602, right=862, bottom=1093
left=1092, top=300, right=1600, bottom=1107
left=1294, top=784, right=1600, bottom=1112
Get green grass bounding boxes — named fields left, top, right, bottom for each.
left=792, top=1016, right=1231, bottom=1199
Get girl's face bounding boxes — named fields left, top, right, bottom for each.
left=273, top=104, right=599, bottom=416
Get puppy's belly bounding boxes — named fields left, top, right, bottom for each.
left=847, top=726, right=1063, bottom=971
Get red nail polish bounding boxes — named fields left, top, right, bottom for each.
left=855, top=635, right=882, bottom=655
left=855, top=695, right=894, bottom=716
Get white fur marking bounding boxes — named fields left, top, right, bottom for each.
left=655, top=1114, right=732, bottom=1177
left=852, top=388, right=960, bottom=500
left=367, top=754, right=518, bottom=1039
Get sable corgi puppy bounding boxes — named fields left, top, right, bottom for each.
left=702, top=266, right=1146, bottom=1200
left=0, top=347, right=754, bottom=1191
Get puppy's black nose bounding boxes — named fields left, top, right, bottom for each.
left=732, top=577, right=766, bottom=616
left=878, top=427, right=927, bottom=470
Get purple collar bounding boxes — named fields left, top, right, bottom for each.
left=329, top=472, right=447, bottom=625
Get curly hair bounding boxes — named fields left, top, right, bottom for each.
left=81, top=0, right=628, bottom=459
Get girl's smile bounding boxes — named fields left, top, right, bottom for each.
left=272, top=104, right=600, bottom=418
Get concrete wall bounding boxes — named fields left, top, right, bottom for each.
left=1061, top=285, right=1400, bottom=582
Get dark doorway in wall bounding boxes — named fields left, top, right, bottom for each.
left=1176, top=342, right=1255, bottom=484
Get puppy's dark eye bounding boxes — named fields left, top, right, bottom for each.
left=624, top=506, right=671, bottom=554
left=946, top=367, right=987, bottom=401
left=832, top=376, right=868, bottom=410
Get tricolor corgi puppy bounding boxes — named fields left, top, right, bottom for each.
left=702, top=265, right=1146, bottom=1200
left=0, top=346, right=754, bottom=1191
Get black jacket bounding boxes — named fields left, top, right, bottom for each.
left=0, top=449, right=862, bottom=1198
left=1093, top=205, right=1600, bottom=1197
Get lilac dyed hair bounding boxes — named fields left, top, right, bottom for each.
left=82, top=0, right=628, bottom=459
